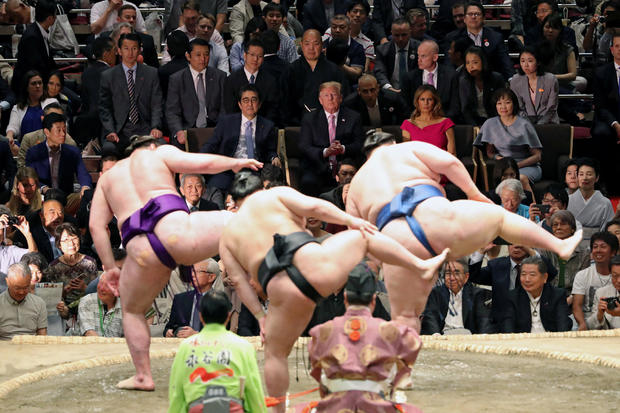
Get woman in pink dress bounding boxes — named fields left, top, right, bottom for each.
left=401, top=85, right=456, bottom=155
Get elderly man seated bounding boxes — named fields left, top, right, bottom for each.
left=179, top=173, right=219, bottom=212
left=77, top=274, right=123, bottom=337
left=501, top=256, right=572, bottom=333
left=0, top=262, right=47, bottom=340
left=422, top=258, right=493, bottom=335
left=587, top=255, right=620, bottom=330
left=496, top=178, right=529, bottom=218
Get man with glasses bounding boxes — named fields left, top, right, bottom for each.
left=444, top=1, right=513, bottom=80
left=529, top=183, right=581, bottom=233
left=422, top=258, right=493, bottom=335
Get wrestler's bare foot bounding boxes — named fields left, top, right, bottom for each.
left=558, top=230, right=582, bottom=260
left=419, top=248, right=449, bottom=281
left=116, top=375, right=155, bottom=391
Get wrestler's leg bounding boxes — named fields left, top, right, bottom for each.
left=168, top=211, right=234, bottom=264
left=116, top=245, right=171, bottom=390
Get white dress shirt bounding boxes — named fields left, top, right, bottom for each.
left=444, top=289, right=465, bottom=331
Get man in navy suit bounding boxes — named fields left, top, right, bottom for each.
left=444, top=2, right=513, bottom=80
left=166, top=38, right=226, bottom=148
left=302, top=0, right=347, bottom=33
left=343, top=74, right=406, bottom=127
left=298, top=81, right=363, bottom=196
left=469, top=244, right=557, bottom=328
left=163, top=258, right=220, bottom=338
left=201, top=85, right=279, bottom=191
left=373, top=18, right=420, bottom=92
left=25, top=113, right=92, bottom=213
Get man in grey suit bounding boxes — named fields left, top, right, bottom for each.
left=99, top=33, right=163, bottom=155
left=166, top=38, right=227, bottom=147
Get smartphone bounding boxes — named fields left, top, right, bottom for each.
left=533, top=204, right=550, bottom=214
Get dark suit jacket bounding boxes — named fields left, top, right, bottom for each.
left=371, top=0, right=426, bottom=41
left=24, top=212, right=78, bottom=263
left=187, top=198, right=220, bottom=211
left=166, top=66, right=226, bottom=135
left=201, top=113, right=277, bottom=190
left=12, top=23, right=57, bottom=94
left=373, top=39, right=420, bottom=89
left=0, top=140, right=16, bottom=193
left=469, top=256, right=557, bottom=324
left=401, top=64, right=458, bottom=116
left=99, top=63, right=163, bottom=139
left=164, top=290, right=199, bottom=335
left=261, top=55, right=288, bottom=83
left=445, top=27, right=514, bottom=80
left=421, top=283, right=494, bottom=335
left=158, top=57, right=188, bottom=101
left=80, top=61, right=110, bottom=115
left=302, top=0, right=347, bottom=33
left=501, top=284, right=572, bottom=333
left=25, top=142, right=92, bottom=196
left=457, top=70, right=506, bottom=125
left=343, top=88, right=406, bottom=126
left=89, top=31, right=159, bottom=69
left=299, top=107, right=363, bottom=179
left=223, top=68, right=280, bottom=126
left=592, top=62, right=620, bottom=138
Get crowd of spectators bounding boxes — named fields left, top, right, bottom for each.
left=0, top=0, right=618, bottom=349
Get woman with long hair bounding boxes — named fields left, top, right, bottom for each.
left=5, top=167, right=42, bottom=216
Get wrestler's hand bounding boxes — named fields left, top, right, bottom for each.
left=347, top=216, right=377, bottom=237
left=233, top=158, right=263, bottom=172
left=102, top=267, right=121, bottom=297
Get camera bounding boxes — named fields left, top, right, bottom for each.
left=599, top=16, right=607, bottom=23
left=533, top=204, right=550, bottom=214
left=604, top=296, right=619, bottom=310
left=2, top=215, right=20, bottom=227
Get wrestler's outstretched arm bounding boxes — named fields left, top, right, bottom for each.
left=158, top=145, right=264, bottom=175
left=89, top=182, right=120, bottom=294
left=409, top=141, right=492, bottom=203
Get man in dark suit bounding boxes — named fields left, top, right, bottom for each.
left=25, top=113, right=92, bottom=214
left=223, top=38, right=280, bottom=126
left=166, top=38, right=226, bottom=148
left=371, top=0, right=425, bottom=44
left=259, top=29, right=288, bottom=82
left=592, top=33, right=620, bottom=195
left=0, top=140, right=16, bottom=203
left=201, top=85, right=279, bottom=191
left=302, top=0, right=347, bottom=33
left=401, top=40, right=458, bottom=116
left=344, top=74, right=406, bottom=127
left=469, top=245, right=557, bottom=328
left=501, top=256, right=572, bottom=333
left=158, top=30, right=189, bottom=101
left=443, top=2, right=513, bottom=80
left=299, top=81, right=363, bottom=196
left=114, top=5, right=159, bottom=68
left=12, top=0, right=57, bottom=94
left=163, top=258, right=219, bottom=338
left=26, top=198, right=77, bottom=263
left=179, top=173, right=219, bottom=211
left=422, top=258, right=494, bottom=335
left=99, top=33, right=163, bottom=155
left=373, top=18, right=420, bottom=92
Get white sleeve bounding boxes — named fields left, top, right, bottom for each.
left=571, top=269, right=588, bottom=295
left=6, top=105, right=21, bottom=136
left=89, top=1, right=104, bottom=25
left=585, top=288, right=605, bottom=330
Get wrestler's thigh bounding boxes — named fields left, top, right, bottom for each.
left=265, top=274, right=315, bottom=357
left=382, top=262, right=435, bottom=326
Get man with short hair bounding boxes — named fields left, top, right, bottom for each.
left=343, top=74, right=406, bottom=127
left=109, top=5, right=158, bottom=67
left=179, top=173, right=219, bottom=211
left=422, top=258, right=493, bottom=335
left=406, top=8, right=433, bottom=41
left=202, top=85, right=279, bottom=191
left=587, top=255, right=620, bottom=329
left=299, top=81, right=363, bottom=196
left=78, top=273, right=123, bottom=337
left=220, top=171, right=447, bottom=413
left=258, top=30, right=288, bottom=81
left=346, top=134, right=581, bottom=332
left=401, top=39, right=457, bottom=116
left=90, top=0, right=146, bottom=35
left=166, top=38, right=226, bottom=146
left=371, top=0, right=425, bottom=44
left=27, top=198, right=69, bottom=263
left=302, top=0, right=347, bottom=34
left=373, top=18, right=420, bottom=92
left=158, top=31, right=190, bottom=100
left=0, top=262, right=47, bottom=340
left=572, top=231, right=619, bottom=330
left=99, top=33, right=163, bottom=154
left=230, top=0, right=268, bottom=43
left=262, top=2, right=299, bottom=63
left=90, top=134, right=261, bottom=390
left=323, top=15, right=365, bottom=81
left=319, top=158, right=357, bottom=210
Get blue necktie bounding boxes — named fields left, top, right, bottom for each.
left=398, top=49, right=407, bottom=89
left=245, top=120, right=255, bottom=159
left=249, top=74, right=255, bottom=84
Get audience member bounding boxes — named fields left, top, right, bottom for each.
left=319, top=159, right=357, bottom=209
left=3, top=0, right=33, bottom=25
left=78, top=273, right=123, bottom=337
left=502, top=256, right=572, bottom=333
left=99, top=33, right=163, bottom=154
left=168, top=290, right=266, bottom=412
left=0, top=141, right=17, bottom=201
left=488, top=157, right=535, bottom=206
left=373, top=18, right=420, bottom=92
left=195, top=13, right=230, bottom=74
left=164, top=258, right=220, bottom=337
left=262, top=3, right=299, bottom=63
left=371, top=0, right=425, bottom=44
left=281, top=29, right=348, bottom=125
left=230, top=0, right=270, bottom=43
left=260, top=163, right=285, bottom=188
left=583, top=0, right=619, bottom=65
left=90, top=0, right=146, bottom=35
left=11, top=0, right=57, bottom=95
left=401, top=40, right=457, bottom=117
left=475, top=88, right=543, bottom=182
left=20, top=251, right=47, bottom=292
left=447, top=36, right=474, bottom=72
left=7, top=71, right=58, bottom=144
left=510, top=46, right=559, bottom=124
left=179, top=173, right=219, bottom=211
left=0, top=210, right=36, bottom=274
left=158, top=31, right=189, bottom=101
left=166, top=38, right=226, bottom=146
left=230, top=17, right=267, bottom=73
left=25, top=112, right=92, bottom=214
left=406, top=8, right=433, bottom=42
left=572, top=231, right=619, bottom=330
left=343, top=74, right=405, bottom=127
left=224, top=38, right=280, bottom=124
left=456, top=46, right=506, bottom=125
left=0, top=262, right=47, bottom=340
left=27, top=198, right=72, bottom=263
left=567, top=158, right=615, bottom=247
left=496, top=178, right=530, bottom=218
left=562, top=158, right=579, bottom=195
left=605, top=219, right=620, bottom=244
left=401, top=85, right=456, bottom=155
left=302, top=0, right=347, bottom=33
left=422, top=258, right=493, bottom=335
left=587, top=255, right=620, bottom=329
left=430, top=1, right=465, bottom=39
left=299, top=81, right=363, bottom=196
left=523, top=0, right=577, bottom=51
left=529, top=183, right=572, bottom=232
left=202, top=84, right=278, bottom=191
left=258, top=30, right=288, bottom=81
left=5, top=167, right=41, bottom=216
left=45, top=71, right=77, bottom=123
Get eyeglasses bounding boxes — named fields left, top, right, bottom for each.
left=542, top=197, right=562, bottom=206
left=60, top=236, right=79, bottom=244
left=444, top=270, right=464, bottom=277
left=466, top=12, right=482, bottom=17
left=241, top=97, right=259, bottom=104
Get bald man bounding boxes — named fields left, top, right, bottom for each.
left=346, top=133, right=582, bottom=332
left=343, top=74, right=406, bottom=127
